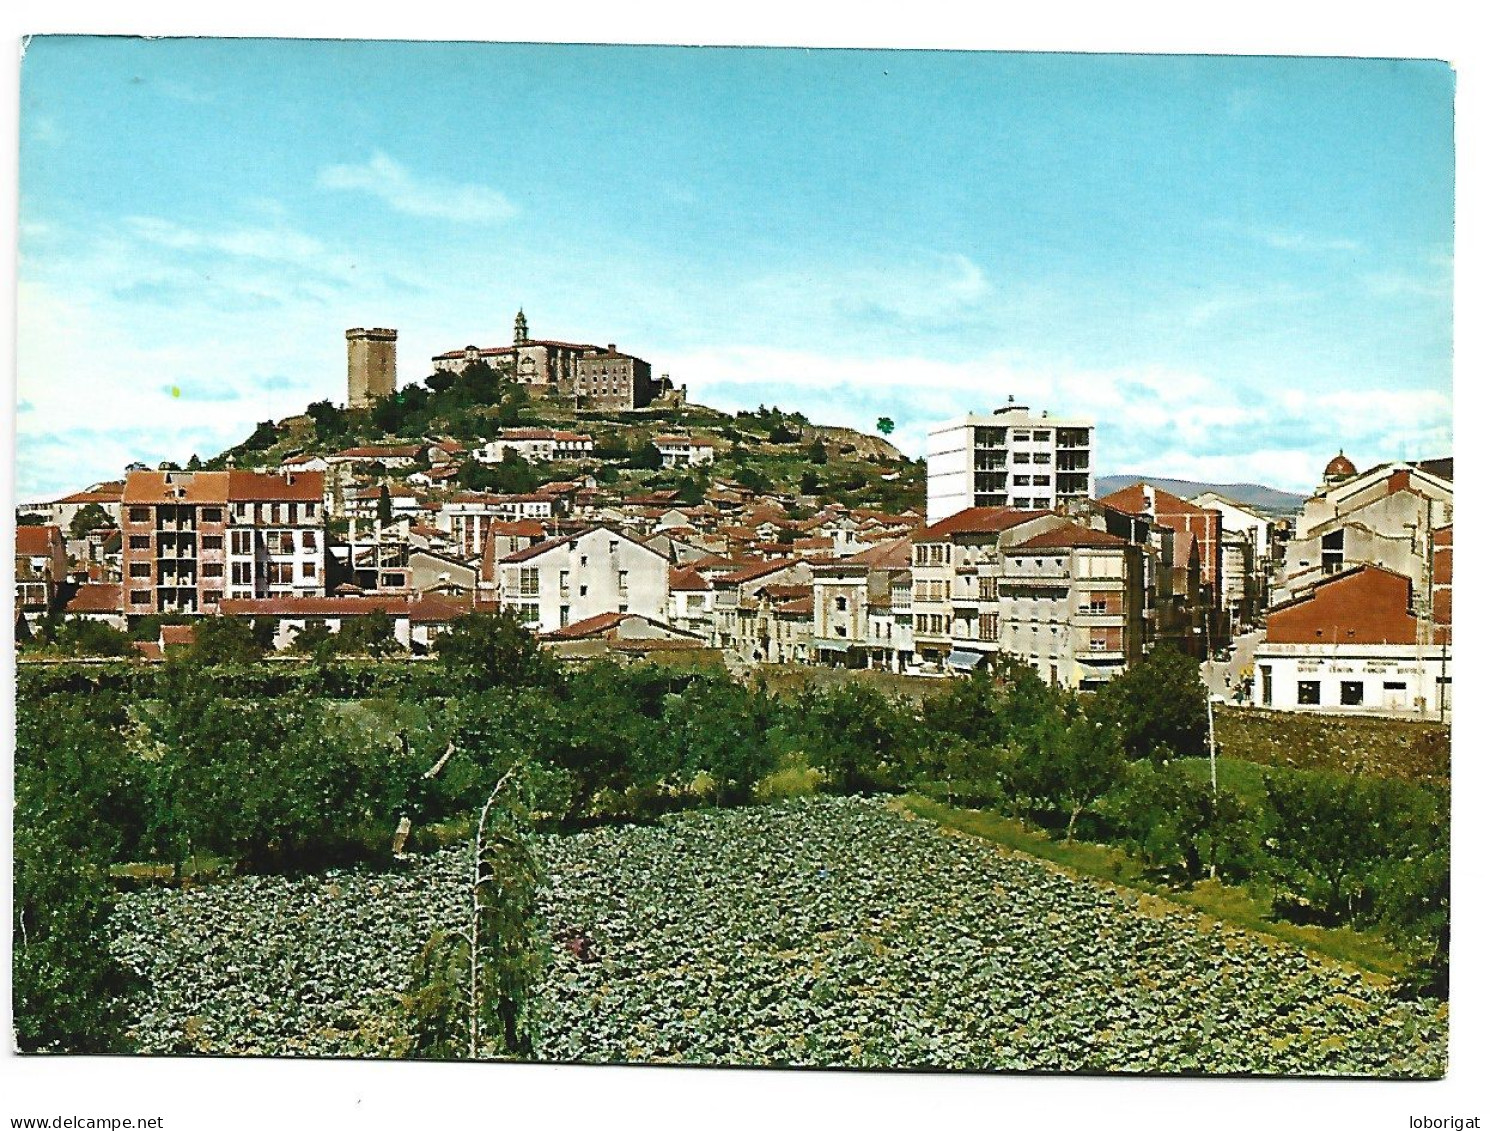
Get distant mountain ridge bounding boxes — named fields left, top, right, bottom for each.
left=1095, top=475, right=1305, bottom=518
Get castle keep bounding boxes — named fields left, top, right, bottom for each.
left=346, top=327, right=398, bottom=408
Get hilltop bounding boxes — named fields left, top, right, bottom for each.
left=204, top=361, right=924, bottom=515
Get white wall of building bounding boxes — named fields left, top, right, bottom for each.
left=1251, top=642, right=1451, bottom=718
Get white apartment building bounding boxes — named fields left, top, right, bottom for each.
left=496, top=526, right=668, bottom=633
left=654, top=435, right=716, bottom=468
left=474, top=429, right=594, bottom=463
left=926, top=402, right=1095, bottom=523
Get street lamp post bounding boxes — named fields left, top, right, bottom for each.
left=1196, top=619, right=1218, bottom=799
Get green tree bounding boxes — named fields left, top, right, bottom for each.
left=876, top=416, right=896, bottom=436
left=306, top=399, right=346, bottom=442
left=188, top=617, right=267, bottom=666
left=339, top=609, right=403, bottom=657
left=1107, top=760, right=1259, bottom=883
left=807, top=438, right=828, bottom=464
left=1092, top=644, right=1208, bottom=759
left=800, top=469, right=821, bottom=495
left=436, top=610, right=558, bottom=691
left=426, top=370, right=457, bottom=395
left=377, top=484, right=394, bottom=527
left=629, top=441, right=664, bottom=471
left=372, top=392, right=406, bottom=435
left=67, top=503, right=114, bottom=540
left=290, top=619, right=339, bottom=661
left=12, top=817, right=134, bottom=1052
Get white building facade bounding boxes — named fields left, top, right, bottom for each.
left=496, top=526, right=669, bottom=633
left=926, top=404, right=1095, bottom=523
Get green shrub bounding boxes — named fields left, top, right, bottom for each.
left=754, top=752, right=828, bottom=802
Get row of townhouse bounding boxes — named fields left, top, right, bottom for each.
left=907, top=508, right=1144, bottom=688
left=120, top=470, right=327, bottom=616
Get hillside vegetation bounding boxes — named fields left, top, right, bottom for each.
left=204, top=359, right=925, bottom=514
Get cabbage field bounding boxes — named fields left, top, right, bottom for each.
left=110, top=796, right=1446, bottom=1075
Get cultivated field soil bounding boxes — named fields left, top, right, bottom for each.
left=111, top=797, right=1446, bottom=1075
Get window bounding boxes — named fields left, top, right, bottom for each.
left=609, top=540, right=619, bottom=553
left=559, top=570, right=570, bottom=592
left=275, top=532, right=296, bottom=555
left=1297, top=681, right=1321, bottom=705
left=305, top=503, right=318, bottom=519
left=202, top=590, right=221, bottom=606
left=302, top=531, right=317, bottom=550
left=129, top=589, right=150, bottom=605
left=202, top=508, right=223, bottom=523
left=301, top=561, right=316, bottom=579
left=835, top=596, right=848, bottom=612
left=518, top=603, right=539, bottom=625
left=232, top=562, right=253, bottom=586
left=579, top=585, right=588, bottom=597
left=835, top=625, right=847, bottom=637
left=269, top=562, right=295, bottom=585
left=1384, top=680, right=1407, bottom=691
left=1340, top=681, right=1364, bottom=706
left=519, top=568, right=539, bottom=596
left=129, top=563, right=151, bottom=578
left=129, top=507, right=150, bottom=523
left=201, top=535, right=223, bottom=551
left=618, top=570, right=629, bottom=592
left=1033, top=430, right=1050, bottom=442
left=559, top=605, right=570, bottom=628
left=232, top=530, right=253, bottom=555
left=129, top=535, right=150, bottom=550
left=202, top=563, right=224, bottom=578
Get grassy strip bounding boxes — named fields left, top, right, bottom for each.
left=896, top=793, right=1411, bottom=981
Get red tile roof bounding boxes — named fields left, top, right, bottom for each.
left=841, top=535, right=914, bottom=568
left=331, top=445, right=421, bottom=460
left=64, top=583, right=123, bottom=614
left=219, top=595, right=415, bottom=618
left=433, top=340, right=600, bottom=360
left=1099, top=483, right=1211, bottom=519
left=717, top=559, right=803, bottom=586
left=123, top=471, right=230, bottom=504
left=915, top=507, right=1053, bottom=541
left=1011, top=523, right=1129, bottom=551
left=669, top=565, right=709, bottom=592
left=16, top=525, right=62, bottom=555
left=160, top=625, right=197, bottom=647
left=760, top=583, right=813, bottom=601
left=548, top=611, right=629, bottom=639
left=56, top=482, right=125, bottom=504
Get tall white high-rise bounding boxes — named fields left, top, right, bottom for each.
left=926, top=401, right=1096, bottom=522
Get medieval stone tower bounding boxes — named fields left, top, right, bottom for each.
left=346, top=327, right=398, bottom=408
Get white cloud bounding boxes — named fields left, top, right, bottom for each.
left=317, top=151, right=517, bottom=224
left=666, top=344, right=1451, bottom=492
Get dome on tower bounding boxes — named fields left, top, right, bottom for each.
left=1324, top=450, right=1358, bottom=482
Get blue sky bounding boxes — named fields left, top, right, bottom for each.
left=17, top=39, right=1454, bottom=499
